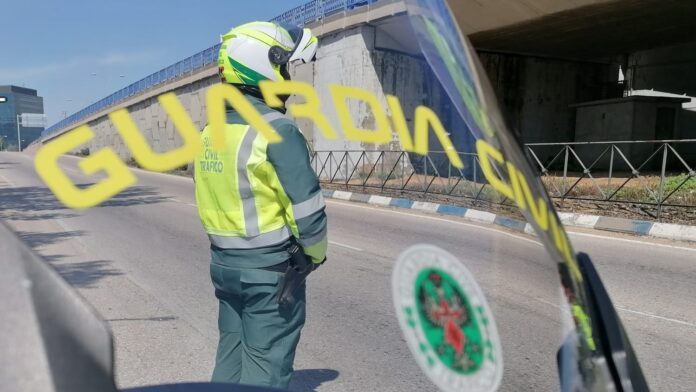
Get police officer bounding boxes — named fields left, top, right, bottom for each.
left=194, top=21, right=327, bottom=389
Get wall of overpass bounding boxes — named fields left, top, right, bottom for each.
left=40, top=67, right=218, bottom=159
left=627, top=40, right=696, bottom=139
left=40, top=1, right=477, bottom=172
left=36, top=0, right=696, bottom=163
left=42, top=0, right=609, bottom=156
left=40, top=1, right=412, bottom=158
left=41, top=21, right=478, bottom=181
left=479, top=52, right=615, bottom=143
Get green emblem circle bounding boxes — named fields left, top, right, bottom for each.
left=415, top=268, right=488, bottom=374
left=393, top=245, right=503, bottom=392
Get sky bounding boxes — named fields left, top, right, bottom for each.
left=0, top=0, right=309, bottom=127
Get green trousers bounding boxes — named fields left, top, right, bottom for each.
left=210, top=262, right=306, bottom=389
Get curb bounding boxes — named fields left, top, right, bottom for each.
left=322, top=189, right=696, bottom=244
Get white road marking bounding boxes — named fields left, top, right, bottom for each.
left=567, top=231, right=696, bottom=253
left=329, top=240, right=363, bottom=252
left=535, top=297, right=694, bottom=329
left=326, top=199, right=543, bottom=247
left=616, top=306, right=696, bottom=328
left=0, top=173, right=15, bottom=186
left=534, top=296, right=560, bottom=309
left=168, top=197, right=197, bottom=207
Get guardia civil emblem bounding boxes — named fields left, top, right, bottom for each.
left=392, top=244, right=503, bottom=392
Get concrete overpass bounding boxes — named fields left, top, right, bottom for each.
left=455, top=0, right=696, bottom=60
left=36, top=0, right=696, bottom=161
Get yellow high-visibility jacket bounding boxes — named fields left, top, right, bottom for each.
left=194, top=95, right=327, bottom=268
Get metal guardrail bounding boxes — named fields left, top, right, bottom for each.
left=525, top=139, right=696, bottom=214
left=0, top=221, right=117, bottom=392
left=43, top=45, right=220, bottom=137
left=43, top=0, right=382, bottom=138
left=271, top=0, right=379, bottom=27
left=310, top=150, right=500, bottom=203
left=312, top=140, right=696, bottom=215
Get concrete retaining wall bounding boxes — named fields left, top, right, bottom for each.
left=478, top=52, right=615, bottom=144
left=48, top=21, right=478, bottom=179
left=83, top=75, right=219, bottom=161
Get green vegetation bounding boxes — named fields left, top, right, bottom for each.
left=539, top=173, right=696, bottom=205
left=663, top=173, right=696, bottom=193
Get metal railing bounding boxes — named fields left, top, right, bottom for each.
left=312, top=140, right=696, bottom=214
left=525, top=139, right=696, bottom=215
left=271, top=0, right=379, bottom=26
left=43, top=45, right=220, bottom=137
left=310, top=150, right=508, bottom=205
left=43, top=0, right=383, bottom=138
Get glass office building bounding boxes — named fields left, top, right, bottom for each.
left=0, top=86, right=44, bottom=150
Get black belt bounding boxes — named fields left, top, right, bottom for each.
left=259, top=260, right=289, bottom=273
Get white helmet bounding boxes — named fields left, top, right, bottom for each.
left=218, top=21, right=318, bottom=87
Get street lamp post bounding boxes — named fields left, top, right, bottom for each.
left=65, top=99, right=73, bottom=120
left=16, top=114, right=21, bottom=152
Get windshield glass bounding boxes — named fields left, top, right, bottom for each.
left=313, top=1, right=587, bottom=389
left=293, top=2, right=595, bottom=387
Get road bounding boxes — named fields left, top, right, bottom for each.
left=1, top=151, right=695, bottom=391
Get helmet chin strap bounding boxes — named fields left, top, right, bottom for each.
left=279, top=63, right=291, bottom=81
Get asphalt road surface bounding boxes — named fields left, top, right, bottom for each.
left=1, top=151, right=695, bottom=391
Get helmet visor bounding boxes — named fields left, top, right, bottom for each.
left=274, top=22, right=317, bottom=64
left=274, top=22, right=304, bottom=51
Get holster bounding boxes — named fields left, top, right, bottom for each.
left=277, top=243, right=319, bottom=307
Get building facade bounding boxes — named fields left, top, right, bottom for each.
left=0, top=86, right=44, bottom=151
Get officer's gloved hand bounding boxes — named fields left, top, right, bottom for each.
left=279, top=248, right=322, bottom=307
left=311, top=258, right=326, bottom=270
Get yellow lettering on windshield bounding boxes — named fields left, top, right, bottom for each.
left=507, top=162, right=549, bottom=231
left=475, top=139, right=581, bottom=282
left=34, top=125, right=136, bottom=209
left=36, top=81, right=463, bottom=210
left=110, top=92, right=202, bottom=172
left=331, top=85, right=392, bottom=145
left=414, top=106, right=464, bottom=169
left=386, top=95, right=413, bottom=151
left=549, top=216, right=578, bottom=278
left=260, top=80, right=338, bottom=140
left=476, top=140, right=514, bottom=199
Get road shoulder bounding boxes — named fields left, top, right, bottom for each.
left=322, top=189, right=696, bottom=249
